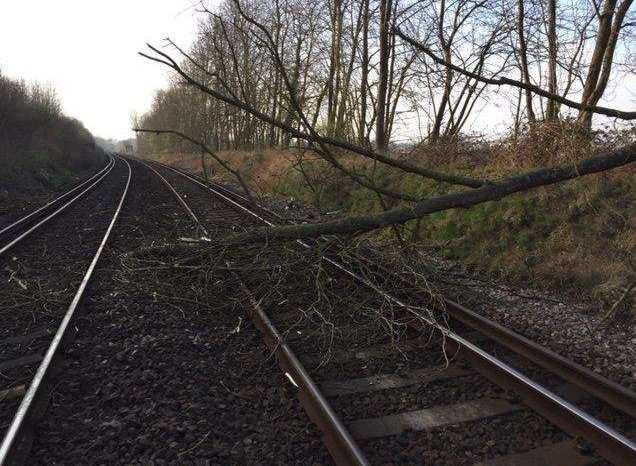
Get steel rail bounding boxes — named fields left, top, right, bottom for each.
left=141, top=160, right=368, bottom=466
left=146, top=161, right=279, bottom=220
left=158, top=162, right=636, bottom=418
left=141, top=161, right=210, bottom=237
left=324, top=257, right=636, bottom=465
left=0, top=157, right=132, bottom=466
left=0, top=154, right=116, bottom=257
left=156, top=161, right=636, bottom=465
left=354, top=255, right=636, bottom=419
left=0, top=155, right=114, bottom=239
left=239, top=282, right=370, bottom=466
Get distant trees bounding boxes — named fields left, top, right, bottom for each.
left=0, top=77, right=62, bottom=139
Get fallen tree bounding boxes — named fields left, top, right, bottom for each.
left=137, top=0, right=636, bottom=244
left=222, top=142, right=636, bottom=242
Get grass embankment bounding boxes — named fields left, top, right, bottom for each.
left=2, top=134, right=105, bottom=195
left=147, top=128, right=636, bottom=313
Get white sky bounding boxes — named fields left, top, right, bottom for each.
left=0, top=1, right=214, bottom=141
left=1, top=2, right=634, bottom=143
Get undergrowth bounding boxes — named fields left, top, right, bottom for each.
left=143, top=121, right=636, bottom=321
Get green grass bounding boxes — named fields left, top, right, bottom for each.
left=267, top=155, right=635, bottom=298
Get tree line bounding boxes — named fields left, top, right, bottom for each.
left=137, top=0, right=635, bottom=154
left=135, top=0, right=636, bottom=241
left=1, top=71, right=100, bottom=188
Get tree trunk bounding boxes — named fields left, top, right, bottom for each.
left=517, top=0, right=536, bottom=123
left=430, top=46, right=453, bottom=143
left=577, top=0, right=632, bottom=129
left=359, top=0, right=370, bottom=146
left=327, top=0, right=343, bottom=137
left=546, top=0, right=558, bottom=120
left=376, top=0, right=392, bottom=153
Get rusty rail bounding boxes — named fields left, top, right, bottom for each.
left=353, top=255, right=636, bottom=420
left=156, top=160, right=636, bottom=465
left=238, top=281, right=370, bottom=466
left=141, top=159, right=369, bottom=466
left=0, top=157, right=131, bottom=466
left=164, top=161, right=636, bottom=416
left=325, top=257, right=636, bottom=465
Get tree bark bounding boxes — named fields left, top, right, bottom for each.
left=577, top=0, right=633, bottom=129
left=376, top=0, right=392, bottom=153
left=546, top=0, right=559, bottom=120
left=517, top=0, right=536, bottom=123
left=359, top=0, right=370, bottom=147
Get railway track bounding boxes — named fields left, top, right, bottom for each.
left=0, top=155, right=115, bottom=256
left=0, top=156, right=131, bottom=465
left=143, top=158, right=636, bottom=465
left=22, top=157, right=330, bottom=465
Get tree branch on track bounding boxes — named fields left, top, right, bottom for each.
left=133, top=128, right=254, bottom=202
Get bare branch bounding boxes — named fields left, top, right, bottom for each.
left=393, top=27, right=636, bottom=121
left=229, top=142, right=636, bottom=242
left=133, top=128, right=254, bottom=202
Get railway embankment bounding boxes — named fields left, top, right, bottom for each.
left=0, top=72, right=106, bottom=226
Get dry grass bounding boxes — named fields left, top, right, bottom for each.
left=141, top=125, right=636, bottom=321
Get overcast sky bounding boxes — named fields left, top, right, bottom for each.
left=2, top=2, right=634, bottom=143
left=0, top=1, right=217, bottom=141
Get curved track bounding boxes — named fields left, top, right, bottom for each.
left=0, top=156, right=131, bottom=465
left=145, top=159, right=636, bottom=466
left=0, top=155, right=115, bottom=256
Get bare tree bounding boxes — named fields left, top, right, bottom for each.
left=517, top=0, right=537, bottom=123
left=577, top=0, right=634, bottom=129
left=546, top=0, right=559, bottom=120
left=376, top=0, right=393, bottom=152
left=135, top=0, right=636, bottom=243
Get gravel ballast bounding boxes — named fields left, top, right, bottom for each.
left=28, top=160, right=330, bottom=465
left=14, top=158, right=633, bottom=465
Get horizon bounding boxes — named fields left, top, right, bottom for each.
left=2, top=1, right=634, bottom=145
left=0, top=1, right=215, bottom=141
